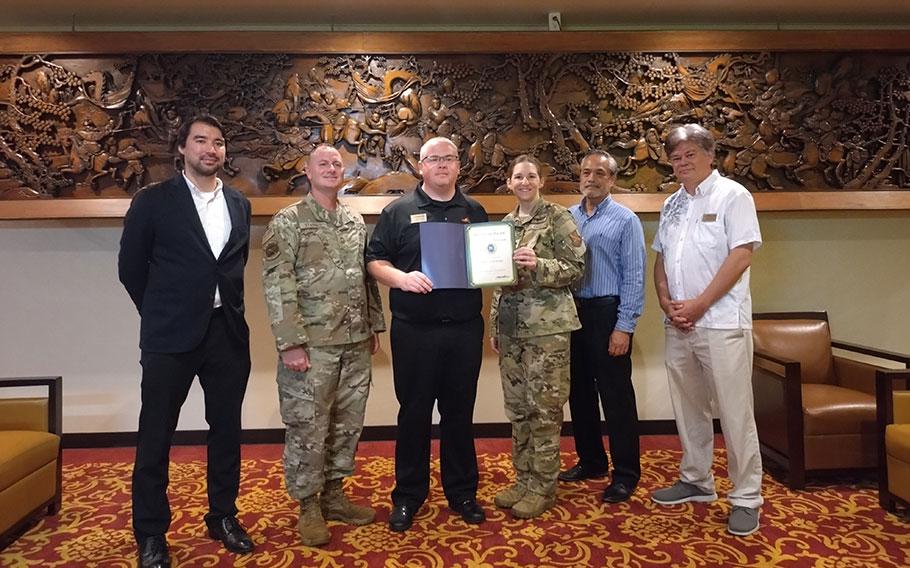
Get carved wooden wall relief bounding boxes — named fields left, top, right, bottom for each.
left=2, top=50, right=910, bottom=201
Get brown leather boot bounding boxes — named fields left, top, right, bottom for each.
left=320, top=478, right=375, bottom=525
left=298, top=495, right=331, bottom=547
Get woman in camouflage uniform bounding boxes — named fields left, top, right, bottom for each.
left=490, top=155, right=586, bottom=518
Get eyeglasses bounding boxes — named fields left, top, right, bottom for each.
left=421, top=155, right=459, bottom=164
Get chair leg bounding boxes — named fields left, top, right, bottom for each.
left=787, top=457, right=806, bottom=490
left=48, top=498, right=61, bottom=515
left=879, top=491, right=897, bottom=513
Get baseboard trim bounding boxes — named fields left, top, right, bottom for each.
left=62, top=419, right=722, bottom=449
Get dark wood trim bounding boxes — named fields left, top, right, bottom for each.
left=754, top=311, right=828, bottom=322
left=782, top=357, right=806, bottom=490
left=753, top=350, right=806, bottom=489
left=3, top=191, right=910, bottom=220
left=63, top=431, right=138, bottom=448
left=3, top=31, right=910, bottom=55
left=753, top=348, right=802, bottom=368
left=60, top=419, right=712, bottom=448
left=832, top=341, right=910, bottom=366
left=3, top=31, right=910, bottom=219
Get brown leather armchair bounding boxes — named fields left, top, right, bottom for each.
left=751, top=312, right=909, bottom=489
left=0, top=376, right=62, bottom=550
left=877, top=368, right=910, bottom=512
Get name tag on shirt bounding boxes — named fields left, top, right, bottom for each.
left=410, top=213, right=428, bottom=224
left=702, top=213, right=718, bottom=222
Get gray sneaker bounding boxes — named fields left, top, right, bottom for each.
left=651, top=481, right=718, bottom=505
left=727, top=506, right=760, bottom=536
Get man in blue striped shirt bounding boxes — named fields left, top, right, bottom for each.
left=560, top=150, right=646, bottom=504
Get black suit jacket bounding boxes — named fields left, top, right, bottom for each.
left=118, top=175, right=251, bottom=353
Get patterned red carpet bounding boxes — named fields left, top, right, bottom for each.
left=2, top=436, right=909, bottom=567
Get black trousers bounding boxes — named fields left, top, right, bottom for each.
left=132, top=309, right=251, bottom=540
left=568, top=297, right=641, bottom=486
left=390, top=316, right=483, bottom=508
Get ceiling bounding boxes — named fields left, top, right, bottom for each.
left=2, top=0, right=909, bottom=32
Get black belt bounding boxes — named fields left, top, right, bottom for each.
left=395, top=314, right=477, bottom=325
left=574, top=295, right=619, bottom=306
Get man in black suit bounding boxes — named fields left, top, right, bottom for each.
left=119, top=115, right=254, bottom=568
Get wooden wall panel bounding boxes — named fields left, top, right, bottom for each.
left=2, top=31, right=909, bottom=218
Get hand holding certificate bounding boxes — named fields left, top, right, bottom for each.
left=420, top=221, right=517, bottom=289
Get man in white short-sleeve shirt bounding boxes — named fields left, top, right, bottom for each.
left=651, top=123, right=764, bottom=537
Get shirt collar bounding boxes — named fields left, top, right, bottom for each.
left=304, top=192, right=351, bottom=225
left=511, top=197, right=545, bottom=224
left=414, top=183, right=466, bottom=208
left=183, top=171, right=223, bottom=199
left=578, top=194, right=613, bottom=217
left=684, top=169, right=720, bottom=198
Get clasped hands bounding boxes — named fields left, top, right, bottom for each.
left=664, top=297, right=709, bottom=332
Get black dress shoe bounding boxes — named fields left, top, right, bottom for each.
left=138, top=535, right=170, bottom=568
left=602, top=482, right=634, bottom=503
left=389, top=503, right=417, bottom=532
left=207, top=516, right=255, bottom=554
left=451, top=499, right=486, bottom=524
left=558, top=463, right=609, bottom=482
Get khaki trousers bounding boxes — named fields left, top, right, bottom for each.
left=665, top=326, right=764, bottom=509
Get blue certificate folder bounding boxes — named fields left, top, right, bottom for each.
left=419, top=221, right=516, bottom=289
left=420, top=222, right=470, bottom=288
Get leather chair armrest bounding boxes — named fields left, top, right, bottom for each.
left=834, top=356, right=881, bottom=396
left=753, top=350, right=803, bottom=458
left=0, top=398, right=49, bottom=431
left=832, top=340, right=910, bottom=366
left=878, top=369, right=910, bottom=427
left=894, top=392, right=910, bottom=425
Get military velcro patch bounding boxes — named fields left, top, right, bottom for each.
left=569, top=231, right=582, bottom=247
left=264, top=241, right=281, bottom=261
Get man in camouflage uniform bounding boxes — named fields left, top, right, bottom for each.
left=490, top=155, right=586, bottom=518
left=262, top=144, right=386, bottom=546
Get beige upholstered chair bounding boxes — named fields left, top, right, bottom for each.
left=877, top=368, right=910, bottom=512
left=752, top=312, right=909, bottom=489
left=0, top=376, right=62, bottom=550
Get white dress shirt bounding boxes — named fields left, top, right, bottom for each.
left=184, top=172, right=232, bottom=308
left=652, top=170, right=761, bottom=329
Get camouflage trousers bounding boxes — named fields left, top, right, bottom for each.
left=497, top=332, right=571, bottom=498
left=277, top=339, right=371, bottom=500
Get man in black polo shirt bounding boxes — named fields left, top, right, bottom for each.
left=367, top=136, right=488, bottom=532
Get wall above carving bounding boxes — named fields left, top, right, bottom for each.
left=1, top=32, right=909, bottom=217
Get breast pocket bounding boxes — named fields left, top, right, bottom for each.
left=296, top=227, right=336, bottom=286
left=693, top=219, right=725, bottom=250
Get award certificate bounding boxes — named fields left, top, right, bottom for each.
left=465, top=222, right=516, bottom=287
left=419, top=221, right=516, bottom=289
